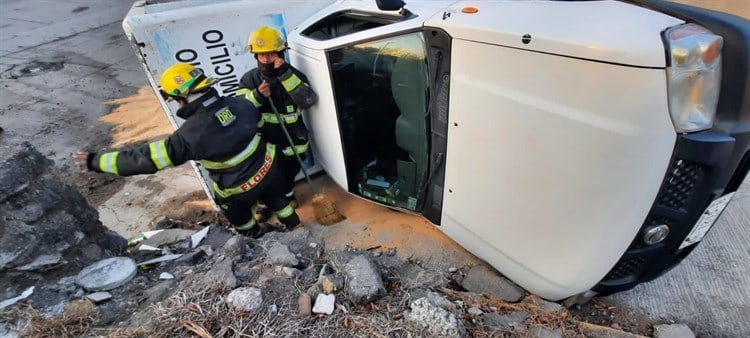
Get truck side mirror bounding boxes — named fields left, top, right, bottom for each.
left=376, top=0, right=405, bottom=11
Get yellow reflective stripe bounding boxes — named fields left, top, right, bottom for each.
left=236, top=88, right=263, bottom=108
left=99, top=152, right=119, bottom=175
left=149, top=140, right=173, bottom=170
left=200, top=134, right=261, bottom=170
left=212, top=144, right=277, bottom=198
left=276, top=204, right=294, bottom=218
left=235, top=218, right=257, bottom=231
left=281, top=73, right=302, bottom=92
left=261, top=111, right=301, bottom=124
left=282, top=142, right=310, bottom=156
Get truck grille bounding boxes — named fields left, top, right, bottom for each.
left=656, top=159, right=704, bottom=210
left=602, top=256, right=646, bottom=282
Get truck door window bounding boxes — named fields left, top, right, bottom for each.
left=327, top=32, right=430, bottom=211
left=302, top=11, right=401, bottom=40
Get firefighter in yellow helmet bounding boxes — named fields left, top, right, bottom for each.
left=237, top=25, right=318, bottom=223
left=73, top=63, right=301, bottom=237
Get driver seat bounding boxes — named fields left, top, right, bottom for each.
left=391, top=55, right=429, bottom=200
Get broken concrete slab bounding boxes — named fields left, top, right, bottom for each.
left=653, top=324, right=695, bottom=338
left=483, top=311, right=529, bottom=330
left=76, top=257, right=136, bottom=291
left=345, top=255, right=386, bottom=305
left=529, top=325, right=562, bottom=338
left=207, top=257, right=237, bottom=289
left=312, top=293, right=335, bottom=315
left=0, top=286, right=34, bottom=310
left=15, top=253, right=65, bottom=271
left=220, top=235, right=248, bottom=257
left=191, top=226, right=209, bottom=248
left=522, top=294, right=564, bottom=313
left=266, top=242, right=299, bottom=267
left=85, top=291, right=112, bottom=303
left=461, top=265, right=525, bottom=302
left=139, top=229, right=195, bottom=248
left=226, top=287, right=263, bottom=312
left=406, top=297, right=466, bottom=338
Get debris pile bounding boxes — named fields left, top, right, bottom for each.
left=0, top=144, right=697, bottom=338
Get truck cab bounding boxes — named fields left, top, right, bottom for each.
left=123, top=0, right=750, bottom=301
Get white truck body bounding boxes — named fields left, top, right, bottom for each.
left=123, top=0, right=750, bottom=300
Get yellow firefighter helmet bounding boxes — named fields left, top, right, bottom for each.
left=159, top=63, right=216, bottom=100
left=246, top=25, right=287, bottom=53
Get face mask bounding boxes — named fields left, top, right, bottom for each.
left=259, top=62, right=277, bottom=76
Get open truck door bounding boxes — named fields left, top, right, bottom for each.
left=122, top=0, right=335, bottom=203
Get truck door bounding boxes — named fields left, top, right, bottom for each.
left=302, top=26, right=451, bottom=223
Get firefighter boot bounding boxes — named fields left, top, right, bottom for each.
left=254, top=203, right=274, bottom=223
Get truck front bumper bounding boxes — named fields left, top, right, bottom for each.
left=594, top=126, right=750, bottom=294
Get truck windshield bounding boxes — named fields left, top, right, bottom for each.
left=327, top=32, right=430, bottom=211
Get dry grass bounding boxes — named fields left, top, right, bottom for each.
left=146, top=272, right=424, bottom=338
left=6, top=301, right=96, bottom=338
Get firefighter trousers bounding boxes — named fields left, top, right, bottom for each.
left=215, top=160, right=300, bottom=232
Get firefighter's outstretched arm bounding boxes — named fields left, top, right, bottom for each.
left=74, top=133, right=192, bottom=176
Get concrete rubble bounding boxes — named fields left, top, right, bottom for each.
left=0, top=144, right=702, bottom=337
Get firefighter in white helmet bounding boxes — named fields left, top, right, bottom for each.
left=236, top=25, right=318, bottom=223
left=73, top=63, right=301, bottom=237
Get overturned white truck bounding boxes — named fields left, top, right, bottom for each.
left=123, top=0, right=750, bottom=302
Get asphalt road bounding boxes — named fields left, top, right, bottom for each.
left=1, top=1, right=748, bottom=337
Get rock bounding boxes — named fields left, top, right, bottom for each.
left=386, top=248, right=397, bottom=256
left=263, top=227, right=316, bottom=254
left=75, top=257, right=137, bottom=291
left=449, top=267, right=458, bottom=273
left=234, top=263, right=261, bottom=281
left=483, top=311, right=529, bottom=330
left=274, top=266, right=301, bottom=278
left=298, top=293, right=312, bottom=316
left=307, top=283, right=323, bottom=300
left=15, top=253, right=64, bottom=271
left=159, top=272, right=174, bottom=280
left=266, top=242, right=299, bottom=267
left=522, top=295, right=564, bottom=312
left=461, top=265, right=525, bottom=302
left=320, top=274, right=343, bottom=294
left=653, top=324, right=695, bottom=338
left=529, top=325, right=563, bottom=338
left=207, top=257, right=237, bottom=289
left=226, top=287, right=263, bottom=312
left=399, top=264, right=448, bottom=289
left=152, top=216, right=177, bottom=229
left=372, top=250, right=382, bottom=257
left=345, top=255, right=386, bottom=305
left=85, top=291, right=112, bottom=304
left=426, top=291, right=456, bottom=311
left=468, top=307, right=484, bottom=315
left=174, top=250, right=207, bottom=265
left=405, top=297, right=466, bottom=337
left=312, top=294, right=335, bottom=315
left=143, top=280, right=177, bottom=305
left=220, top=235, right=248, bottom=257
left=1, top=143, right=126, bottom=288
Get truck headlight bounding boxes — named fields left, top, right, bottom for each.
left=665, top=23, right=722, bottom=133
